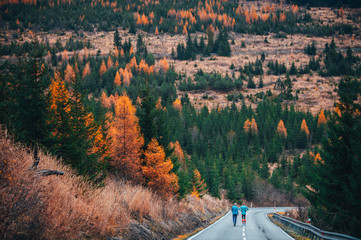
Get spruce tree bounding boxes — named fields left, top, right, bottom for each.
left=114, top=28, right=121, bottom=49
left=10, top=39, right=49, bottom=148
left=306, top=77, right=361, bottom=237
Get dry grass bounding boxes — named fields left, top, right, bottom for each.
left=0, top=130, right=227, bottom=239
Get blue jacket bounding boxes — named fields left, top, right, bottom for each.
left=231, top=205, right=239, bottom=215
left=240, top=205, right=249, bottom=215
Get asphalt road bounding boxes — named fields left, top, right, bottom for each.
left=188, top=207, right=295, bottom=240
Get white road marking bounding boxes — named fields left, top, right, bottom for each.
left=265, top=213, right=295, bottom=240
left=187, top=211, right=231, bottom=240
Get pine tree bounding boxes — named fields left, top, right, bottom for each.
left=306, top=77, right=361, bottom=238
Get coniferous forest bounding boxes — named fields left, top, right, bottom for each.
left=1, top=0, right=361, bottom=239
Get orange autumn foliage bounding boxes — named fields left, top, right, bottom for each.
left=244, top=119, right=251, bottom=133
left=251, top=118, right=258, bottom=134
left=64, top=63, right=75, bottom=83
left=99, top=60, right=107, bottom=76
left=119, top=68, right=133, bottom=86
left=159, top=57, right=169, bottom=73
left=317, top=110, right=327, bottom=126
left=49, top=71, right=71, bottom=117
left=339, top=6, right=344, bottom=17
left=107, top=56, right=113, bottom=68
left=62, top=49, right=68, bottom=62
left=170, top=140, right=185, bottom=166
left=300, top=119, right=310, bottom=136
left=277, top=120, right=287, bottom=138
left=191, top=169, right=207, bottom=198
left=292, top=4, right=299, bottom=14
left=280, top=12, right=286, bottom=22
left=108, top=92, right=144, bottom=182
left=245, top=118, right=258, bottom=134
left=82, top=62, right=91, bottom=78
left=155, top=26, right=159, bottom=35
left=142, top=139, right=179, bottom=197
left=114, top=71, right=122, bottom=86
left=182, top=25, right=188, bottom=35
left=172, top=99, right=182, bottom=111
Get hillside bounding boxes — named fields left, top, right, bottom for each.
left=0, top=129, right=227, bottom=239
left=1, top=0, right=361, bottom=238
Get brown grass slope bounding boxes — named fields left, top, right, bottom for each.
left=0, top=130, right=227, bottom=239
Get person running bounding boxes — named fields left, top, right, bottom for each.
left=240, top=203, right=249, bottom=223
left=231, top=203, right=239, bottom=226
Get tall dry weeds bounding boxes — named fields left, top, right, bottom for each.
left=0, top=131, right=227, bottom=239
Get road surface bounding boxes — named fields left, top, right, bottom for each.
left=188, top=207, right=295, bottom=240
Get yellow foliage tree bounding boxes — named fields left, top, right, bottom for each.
left=108, top=92, right=144, bottom=182
left=277, top=120, right=287, bottom=138
left=142, top=139, right=179, bottom=197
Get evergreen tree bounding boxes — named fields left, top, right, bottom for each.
left=306, top=77, right=361, bottom=238
left=136, top=34, right=147, bottom=58
left=114, top=28, right=122, bottom=49
left=7, top=39, right=49, bottom=149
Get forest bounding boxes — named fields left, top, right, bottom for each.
left=1, top=0, right=361, bottom=239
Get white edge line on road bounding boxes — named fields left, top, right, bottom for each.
left=265, top=213, right=295, bottom=240
left=187, top=211, right=231, bottom=240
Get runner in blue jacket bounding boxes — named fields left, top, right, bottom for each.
left=231, top=203, right=239, bottom=226
left=240, top=203, right=249, bottom=223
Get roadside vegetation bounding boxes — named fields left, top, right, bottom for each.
left=1, top=0, right=361, bottom=239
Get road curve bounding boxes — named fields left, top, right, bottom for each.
left=188, top=207, right=295, bottom=240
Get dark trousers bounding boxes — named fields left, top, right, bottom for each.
left=242, top=214, right=246, bottom=220
left=232, top=214, right=238, bottom=223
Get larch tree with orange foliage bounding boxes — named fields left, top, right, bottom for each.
left=114, top=71, right=122, bottom=86
left=142, top=139, right=179, bottom=197
left=297, top=119, right=310, bottom=148
left=159, top=57, right=169, bottom=73
left=48, top=69, right=107, bottom=182
left=244, top=119, right=251, bottom=133
left=172, top=98, right=182, bottom=111
left=99, top=60, right=107, bottom=76
left=191, top=169, right=208, bottom=198
left=82, top=62, right=91, bottom=78
left=277, top=120, right=287, bottom=138
left=107, top=92, right=144, bottom=182
left=279, top=12, right=286, bottom=22
left=317, top=110, right=327, bottom=126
